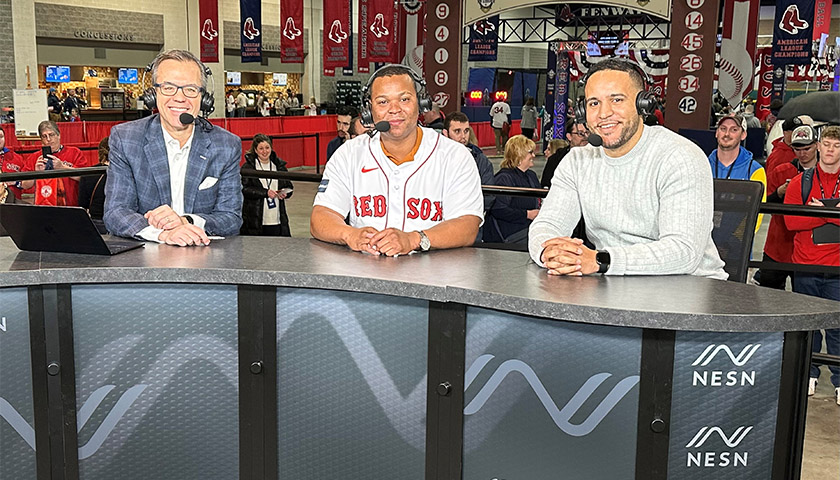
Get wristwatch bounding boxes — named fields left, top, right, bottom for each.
left=417, top=231, right=431, bottom=252
left=183, top=215, right=194, bottom=225
left=596, top=250, right=611, bottom=274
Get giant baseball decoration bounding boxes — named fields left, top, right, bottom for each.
left=718, top=39, right=754, bottom=106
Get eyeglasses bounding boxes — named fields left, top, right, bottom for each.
left=154, top=82, right=204, bottom=98
left=570, top=131, right=588, bottom=137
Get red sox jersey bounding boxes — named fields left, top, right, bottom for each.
left=314, top=127, right=484, bottom=232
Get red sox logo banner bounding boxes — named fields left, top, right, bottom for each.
left=198, top=0, right=219, bottom=63
left=755, top=48, right=774, bottom=122
left=280, top=0, right=304, bottom=63
left=323, top=0, right=351, bottom=71
left=468, top=15, right=499, bottom=61
left=772, top=0, right=814, bottom=65
left=360, top=0, right=398, bottom=63
left=239, top=0, right=262, bottom=63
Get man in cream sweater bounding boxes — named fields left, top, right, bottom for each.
left=528, top=59, right=727, bottom=279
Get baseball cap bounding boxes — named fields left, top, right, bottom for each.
left=790, top=125, right=816, bottom=147
left=782, top=115, right=815, bottom=132
left=717, top=113, right=747, bottom=131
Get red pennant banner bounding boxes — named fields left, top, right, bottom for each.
left=199, top=0, right=219, bottom=63
left=755, top=47, right=773, bottom=122
left=323, top=0, right=351, bottom=72
left=812, top=0, right=830, bottom=42
left=360, top=0, right=398, bottom=64
left=280, top=0, right=304, bottom=63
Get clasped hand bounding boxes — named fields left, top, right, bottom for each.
left=540, top=237, right=598, bottom=276
left=145, top=204, right=210, bottom=246
left=344, top=227, right=419, bottom=257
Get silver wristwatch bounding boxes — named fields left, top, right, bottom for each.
left=417, top=230, right=431, bottom=251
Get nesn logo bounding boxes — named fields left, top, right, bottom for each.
left=318, top=179, right=329, bottom=192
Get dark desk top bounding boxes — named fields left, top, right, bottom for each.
left=1, top=236, right=837, bottom=332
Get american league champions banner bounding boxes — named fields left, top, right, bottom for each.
left=772, top=0, right=814, bottom=65
left=240, top=0, right=262, bottom=62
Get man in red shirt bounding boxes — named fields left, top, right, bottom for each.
left=21, top=120, right=92, bottom=206
left=765, top=116, right=813, bottom=174
left=756, top=125, right=820, bottom=289
left=0, top=129, right=26, bottom=201
left=784, top=125, right=840, bottom=403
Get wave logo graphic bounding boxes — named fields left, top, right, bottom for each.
left=691, top=344, right=761, bottom=367
left=464, top=354, right=639, bottom=437
left=0, top=316, right=6, bottom=332
left=685, top=425, right=754, bottom=448
left=0, top=384, right=146, bottom=458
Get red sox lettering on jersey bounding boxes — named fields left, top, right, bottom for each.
left=353, top=194, right=443, bottom=221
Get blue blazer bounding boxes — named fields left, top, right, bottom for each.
left=104, top=115, right=243, bottom=237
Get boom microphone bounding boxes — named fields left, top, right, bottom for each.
left=587, top=133, right=603, bottom=147
left=367, top=120, right=391, bottom=137
left=178, top=112, right=213, bottom=132
left=179, top=112, right=196, bottom=125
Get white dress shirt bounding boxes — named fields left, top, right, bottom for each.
left=136, top=124, right=206, bottom=242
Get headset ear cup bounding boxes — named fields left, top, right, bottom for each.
left=360, top=102, right=373, bottom=126
left=201, top=92, right=215, bottom=116
left=574, top=100, right=586, bottom=124
left=141, top=88, right=156, bottom=110
left=418, top=96, right=432, bottom=114
left=636, top=91, right=656, bottom=116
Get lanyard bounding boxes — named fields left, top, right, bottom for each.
left=814, top=167, right=840, bottom=199
left=714, top=159, right=736, bottom=179
left=255, top=159, right=274, bottom=190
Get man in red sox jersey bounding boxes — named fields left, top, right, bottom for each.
left=0, top=129, right=26, bottom=200
left=21, top=121, right=93, bottom=206
left=311, top=65, right=484, bottom=256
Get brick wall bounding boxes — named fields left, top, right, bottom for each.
left=0, top=1, right=16, bottom=106
left=34, top=3, right=163, bottom=45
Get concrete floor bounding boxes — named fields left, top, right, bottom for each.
left=281, top=149, right=838, bottom=478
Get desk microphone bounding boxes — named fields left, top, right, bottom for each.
left=367, top=121, right=391, bottom=137
left=587, top=133, right=603, bottom=147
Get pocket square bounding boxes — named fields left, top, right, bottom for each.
left=198, top=177, right=218, bottom=190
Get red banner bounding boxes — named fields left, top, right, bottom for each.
left=280, top=0, right=304, bottom=63
left=813, top=0, right=831, bottom=44
left=755, top=47, right=773, bottom=122
left=360, top=0, right=398, bottom=64
left=323, top=0, right=351, bottom=72
left=199, top=0, right=219, bottom=63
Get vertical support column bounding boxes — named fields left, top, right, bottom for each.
left=634, top=329, right=676, bottom=480
left=11, top=0, right=37, bottom=90
left=425, top=301, right=466, bottom=480
left=423, top=0, right=462, bottom=112
left=28, top=285, right=79, bottom=480
left=771, top=330, right=812, bottom=480
left=238, top=285, right=278, bottom=480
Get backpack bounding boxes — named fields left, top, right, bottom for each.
left=801, top=168, right=815, bottom=205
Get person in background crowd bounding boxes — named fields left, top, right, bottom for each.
left=287, top=89, right=300, bottom=108
left=0, top=128, right=26, bottom=202
left=348, top=116, right=368, bottom=139
left=75, top=87, right=87, bottom=110
left=22, top=121, right=92, bottom=206
left=235, top=88, right=247, bottom=117
left=784, top=125, right=840, bottom=404
left=225, top=91, right=235, bottom=117
left=241, top=133, right=293, bottom=236
left=327, top=108, right=353, bottom=160
left=104, top=49, right=243, bottom=245
left=743, top=104, right=761, bottom=129
left=766, top=116, right=815, bottom=172
left=520, top=97, right=538, bottom=141
left=709, top=113, right=766, bottom=184
left=490, top=95, right=511, bottom=155
left=79, top=137, right=110, bottom=231
left=68, top=108, right=81, bottom=122
left=443, top=111, right=495, bottom=242
left=541, top=120, right=589, bottom=188
left=260, top=96, right=271, bottom=117
left=485, top=135, right=541, bottom=244
left=756, top=125, right=820, bottom=289
left=422, top=103, right=445, bottom=132
left=311, top=64, right=484, bottom=256
left=274, top=95, right=285, bottom=116
left=255, top=91, right=265, bottom=116
left=529, top=58, right=726, bottom=279
left=305, top=97, right=318, bottom=116
left=47, top=88, right=61, bottom=123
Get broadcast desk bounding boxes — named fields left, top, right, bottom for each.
left=0, top=236, right=837, bottom=480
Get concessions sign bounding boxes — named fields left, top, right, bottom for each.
left=198, top=0, right=219, bottom=63
left=280, top=0, right=304, bottom=63
left=468, top=15, right=499, bottom=61
left=771, top=0, right=814, bottom=65
left=323, top=0, right=351, bottom=72
left=240, top=0, right=262, bottom=63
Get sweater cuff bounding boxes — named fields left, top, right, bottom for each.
left=604, top=247, right=626, bottom=276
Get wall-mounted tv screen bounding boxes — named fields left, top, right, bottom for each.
left=272, top=73, right=288, bottom=86
left=45, top=66, right=71, bottom=83
left=118, top=68, right=138, bottom=84
left=226, top=71, right=241, bottom=86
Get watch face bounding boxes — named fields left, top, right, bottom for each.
left=419, top=232, right=431, bottom=251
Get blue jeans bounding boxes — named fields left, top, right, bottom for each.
left=794, top=272, right=840, bottom=386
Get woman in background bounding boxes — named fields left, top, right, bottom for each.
left=241, top=134, right=293, bottom=236
left=484, top=135, right=541, bottom=244
left=520, top=97, right=538, bottom=141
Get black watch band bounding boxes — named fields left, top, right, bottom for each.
left=596, top=250, right=610, bottom=274
left=183, top=215, right=194, bottom=225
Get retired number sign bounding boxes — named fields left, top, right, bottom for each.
left=678, top=96, right=698, bottom=114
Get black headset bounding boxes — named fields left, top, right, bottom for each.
left=574, top=59, right=657, bottom=124
left=359, top=64, right=433, bottom=126
left=140, top=58, right=216, bottom=116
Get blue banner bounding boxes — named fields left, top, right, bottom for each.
left=240, top=0, right=262, bottom=63
left=468, top=16, right=499, bottom=62
left=553, top=51, right=570, bottom=140
left=771, top=65, right=787, bottom=102
left=833, top=60, right=840, bottom=91
left=771, top=0, right=814, bottom=65
left=543, top=42, right=557, bottom=145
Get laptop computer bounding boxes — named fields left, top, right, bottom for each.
left=0, top=204, right=144, bottom=255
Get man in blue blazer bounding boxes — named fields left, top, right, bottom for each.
left=104, top=50, right=242, bottom=246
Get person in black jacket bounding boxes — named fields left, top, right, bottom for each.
left=541, top=120, right=588, bottom=187
left=240, top=133, right=293, bottom=236
left=484, top=135, right=542, bottom=244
